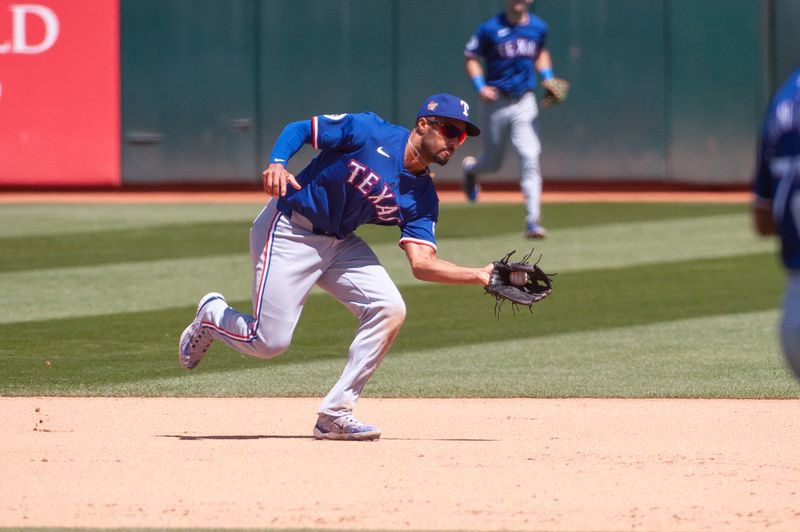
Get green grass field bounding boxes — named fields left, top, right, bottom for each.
left=2, top=200, right=799, bottom=398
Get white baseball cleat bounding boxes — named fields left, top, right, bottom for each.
left=313, top=414, right=381, bottom=441
left=178, top=292, right=226, bottom=370
left=525, top=222, right=548, bottom=239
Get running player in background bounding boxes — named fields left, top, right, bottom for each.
left=752, top=65, right=800, bottom=381
left=179, top=93, right=493, bottom=440
left=463, top=0, right=557, bottom=239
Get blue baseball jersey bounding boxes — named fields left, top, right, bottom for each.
left=464, top=12, right=548, bottom=99
left=273, top=112, right=439, bottom=249
left=753, top=67, right=800, bottom=270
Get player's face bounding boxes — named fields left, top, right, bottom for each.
left=423, top=117, right=467, bottom=165
left=507, top=0, right=533, bottom=13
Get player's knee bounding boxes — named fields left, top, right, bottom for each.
left=378, top=296, right=406, bottom=329
left=519, top=149, right=541, bottom=168
left=252, top=333, right=292, bottom=359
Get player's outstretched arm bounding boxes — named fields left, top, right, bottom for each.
left=403, top=241, right=492, bottom=285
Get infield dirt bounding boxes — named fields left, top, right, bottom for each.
left=3, top=396, right=800, bottom=530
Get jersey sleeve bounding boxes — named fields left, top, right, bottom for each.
left=269, top=120, right=312, bottom=165
left=398, top=185, right=439, bottom=251
left=464, top=34, right=480, bottom=58
left=399, top=217, right=437, bottom=252
left=311, top=113, right=375, bottom=152
left=464, top=24, right=486, bottom=59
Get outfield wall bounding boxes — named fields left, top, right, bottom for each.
left=1, top=0, right=799, bottom=187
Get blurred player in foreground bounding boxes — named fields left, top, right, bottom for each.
left=462, top=0, right=562, bottom=239
left=179, top=93, right=493, bottom=440
left=752, top=65, right=800, bottom=381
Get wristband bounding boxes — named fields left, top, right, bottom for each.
left=539, top=68, right=555, bottom=81
left=471, top=74, right=487, bottom=93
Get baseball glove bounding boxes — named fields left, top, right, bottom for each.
left=485, top=249, right=554, bottom=316
left=539, top=78, right=570, bottom=108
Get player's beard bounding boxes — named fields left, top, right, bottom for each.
left=432, top=148, right=453, bottom=166
left=420, top=135, right=453, bottom=166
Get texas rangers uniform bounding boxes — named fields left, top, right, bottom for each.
left=186, top=114, right=438, bottom=418
left=464, top=10, right=548, bottom=227
left=180, top=93, right=483, bottom=440
left=753, top=66, right=800, bottom=380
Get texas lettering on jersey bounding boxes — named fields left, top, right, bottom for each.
left=346, top=159, right=400, bottom=223
left=272, top=112, right=438, bottom=244
left=496, top=38, right=537, bottom=59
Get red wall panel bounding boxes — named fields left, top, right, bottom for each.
left=0, top=1, right=120, bottom=186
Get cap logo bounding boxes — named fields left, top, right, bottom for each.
left=461, top=100, right=470, bottom=117
left=427, top=101, right=438, bottom=111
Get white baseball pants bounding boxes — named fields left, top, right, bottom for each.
left=471, top=91, right=543, bottom=224
left=198, top=199, right=406, bottom=416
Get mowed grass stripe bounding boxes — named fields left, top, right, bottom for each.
left=4, top=310, right=797, bottom=398
left=0, top=251, right=784, bottom=395
left=358, top=202, right=747, bottom=241
left=189, top=310, right=798, bottom=398
left=0, top=254, right=253, bottom=324
left=395, top=251, right=782, bottom=350
left=0, top=212, right=776, bottom=324
left=0, top=203, right=746, bottom=272
left=0, top=221, right=252, bottom=273
left=0, top=203, right=263, bottom=238
left=371, top=212, right=776, bottom=286
left=372, top=309, right=800, bottom=398
left=0, top=202, right=743, bottom=239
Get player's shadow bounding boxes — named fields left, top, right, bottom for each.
left=157, top=434, right=309, bottom=441
left=383, top=437, right=500, bottom=442
left=157, top=434, right=499, bottom=442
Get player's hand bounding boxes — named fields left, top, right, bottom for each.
left=261, top=163, right=301, bottom=197
left=478, top=263, right=494, bottom=286
left=478, top=86, right=499, bottom=102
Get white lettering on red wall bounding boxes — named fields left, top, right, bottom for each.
left=0, top=1, right=120, bottom=186
left=0, top=4, right=60, bottom=54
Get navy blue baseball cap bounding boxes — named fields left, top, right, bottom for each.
left=417, top=93, right=481, bottom=136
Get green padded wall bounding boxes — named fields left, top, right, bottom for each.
left=667, top=0, right=767, bottom=184
left=257, top=0, right=394, bottom=174
left=535, top=0, right=667, bottom=181
left=774, top=0, right=800, bottom=86
left=119, top=0, right=800, bottom=186
left=121, top=0, right=259, bottom=183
